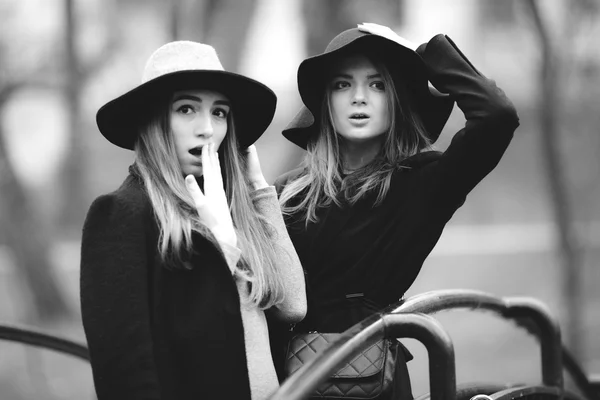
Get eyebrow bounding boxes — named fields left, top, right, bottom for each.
left=331, top=72, right=382, bottom=80
left=172, top=94, right=231, bottom=107
left=332, top=73, right=353, bottom=80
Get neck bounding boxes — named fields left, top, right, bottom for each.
left=340, top=139, right=382, bottom=172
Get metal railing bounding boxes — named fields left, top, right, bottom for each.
left=2, top=290, right=597, bottom=400
left=0, top=323, right=90, bottom=361
left=270, top=289, right=571, bottom=400
left=389, top=289, right=563, bottom=389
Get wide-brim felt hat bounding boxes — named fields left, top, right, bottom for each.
left=283, top=27, right=454, bottom=149
left=97, top=41, right=277, bottom=150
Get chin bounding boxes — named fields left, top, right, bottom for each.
left=345, top=133, right=380, bottom=142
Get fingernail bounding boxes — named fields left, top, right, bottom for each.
left=185, top=175, right=194, bottom=185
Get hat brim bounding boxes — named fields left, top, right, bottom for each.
left=284, top=32, right=454, bottom=149
left=97, top=70, right=277, bottom=150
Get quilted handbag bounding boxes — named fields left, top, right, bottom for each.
left=284, top=332, right=398, bottom=400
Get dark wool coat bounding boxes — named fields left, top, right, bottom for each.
left=80, top=171, right=251, bottom=400
left=272, top=34, right=520, bottom=388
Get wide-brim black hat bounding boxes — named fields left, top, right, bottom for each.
left=283, top=27, right=454, bottom=149
left=97, top=41, right=277, bottom=150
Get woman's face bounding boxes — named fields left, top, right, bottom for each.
left=170, top=89, right=230, bottom=178
left=328, top=54, right=391, bottom=146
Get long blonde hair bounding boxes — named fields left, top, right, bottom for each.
left=280, top=53, right=431, bottom=224
left=134, top=95, right=285, bottom=309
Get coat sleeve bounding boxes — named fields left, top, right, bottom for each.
left=417, top=34, right=520, bottom=201
left=80, top=193, right=161, bottom=400
left=251, top=186, right=307, bottom=323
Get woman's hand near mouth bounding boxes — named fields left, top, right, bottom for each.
left=185, top=143, right=237, bottom=249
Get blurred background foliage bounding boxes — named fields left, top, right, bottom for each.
left=1, top=0, right=600, bottom=398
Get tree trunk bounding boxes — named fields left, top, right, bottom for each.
left=169, top=0, right=181, bottom=40
left=173, top=0, right=255, bottom=72
left=302, top=0, right=402, bottom=56
left=59, top=0, right=87, bottom=236
left=0, top=117, right=70, bottom=321
left=524, top=0, right=583, bottom=359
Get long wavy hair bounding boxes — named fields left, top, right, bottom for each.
left=280, top=52, right=431, bottom=224
left=134, top=94, right=285, bottom=309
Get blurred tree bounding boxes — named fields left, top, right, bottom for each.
left=0, top=3, right=71, bottom=321
left=171, top=0, right=257, bottom=72
left=59, top=0, right=86, bottom=235
left=302, top=0, right=402, bottom=57
left=0, top=84, right=70, bottom=321
left=60, top=0, right=119, bottom=236
left=524, top=0, right=586, bottom=360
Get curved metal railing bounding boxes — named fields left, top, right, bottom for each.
left=388, top=289, right=563, bottom=389
left=391, top=290, right=599, bottom=400
left=0, top=323, right=90, bottom=361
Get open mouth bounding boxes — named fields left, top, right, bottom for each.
left=350, top=113, right=370, bottom=120
left=189, top=146, right=203, bottom=156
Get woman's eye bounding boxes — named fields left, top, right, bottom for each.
left=213, top=108, right=229, bottom=118
left=333, top=81, right=349, bottom=90
left=177, top=105, right=194, bottom=115
left=371, top=81, right=385, bottom=91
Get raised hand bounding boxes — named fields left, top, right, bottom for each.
left=357, top=22, right=419, bottom=52
left=185, top=143, right=237, bottom=248
left=244, top=145, right=269, bottom=191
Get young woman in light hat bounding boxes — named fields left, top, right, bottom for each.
left=275, top=23, right=520, bottom=397
left=80, top=41, right=306, bottom=400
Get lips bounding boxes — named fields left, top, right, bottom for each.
left=349, top=113, right=370, bottom=120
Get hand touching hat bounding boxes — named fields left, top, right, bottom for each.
left=357, top=23, right=419, bottom=52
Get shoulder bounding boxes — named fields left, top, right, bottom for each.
left=84, top=175, right=152, bottom=231
left=274, top=167, right=305, bottom=196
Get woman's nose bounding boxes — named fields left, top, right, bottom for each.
left=195, top=114, right=214, bottom=138
left=351, top=86, right=367, bottom=105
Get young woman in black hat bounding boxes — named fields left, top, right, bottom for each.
left=275, top=23, right=520, bottom=397
left=80, top=41, right=306, bottom=400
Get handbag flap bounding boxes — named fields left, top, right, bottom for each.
left=285, top=333, right=387, bottom=379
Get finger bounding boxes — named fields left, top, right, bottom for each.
left=211, top=143, right=221, bottom=173
left=245, top=144, right=256, bottom=157
left=201, top=143, right=212, bottom=175
left=210, top=143, right=224, bottom=184
left=245, top=145, right=261, bottom=170
left=358, top=22, right=381, bottom=32
left=204, top=143, right=225, bottom=196
left=201, top=143, right=218, bottom=193
left=185, top=174, right=205, bottom=208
